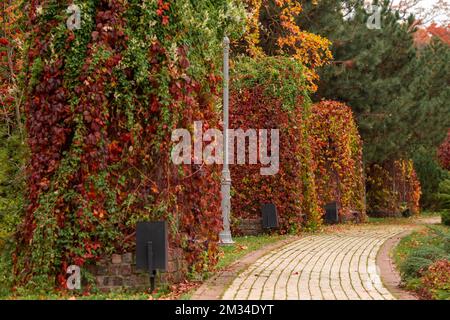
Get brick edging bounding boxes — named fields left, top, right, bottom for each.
left=191, top=236, right=300, bottom=300
left=376, top=230, right=419, bottom=300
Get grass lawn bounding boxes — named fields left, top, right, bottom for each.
left=367, top=210, right=441, bottom=225
left=2, top=281, right=200, bottom=300
left=5, top=291, right=152, bottom=300
left=394, top=223, right=450, bottom=300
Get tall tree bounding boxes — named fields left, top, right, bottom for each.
left=299, top=0, right=450, bottom=163
left=236, top=0, right=332, bottom=91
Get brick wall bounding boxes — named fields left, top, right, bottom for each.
left=91, top=247, right=188, bottom=292
left=238, top=218, right=263, bottom=236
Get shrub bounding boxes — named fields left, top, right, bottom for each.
left=425, top=225, right=450, bottom=254
left=366, top=159, right=421, bottom=216
left=401, top=256, right=435, bottom=279
left=412, top=146, right=449, bottom=209
left=238, top=0, right=332, bottom=91
left=0, top=128, right=25, bottom=249
left=411, top=245, right=447, bottom=260
left=396, top=226, right=450, bottom=299
left=441, top=210, right=450, bottom=226
left=420, top=260, right=450, bottom=300
left=437, top=179, right=450, bottom=211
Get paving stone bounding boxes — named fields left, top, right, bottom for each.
left=222, top=225, right=405, bottom=300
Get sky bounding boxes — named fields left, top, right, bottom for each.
left=391, top=0, right=449, bottom=24
left=414, top=0, right=440, bottom=8
left=392, top=0, right=440, bottom=7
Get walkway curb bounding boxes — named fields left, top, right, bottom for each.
left=376, top=230, right=419, bottom=300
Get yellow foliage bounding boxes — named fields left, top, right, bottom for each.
left=241, top=0, right=332, bottom=91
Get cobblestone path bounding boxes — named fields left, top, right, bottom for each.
left=222, top=226, right=405, bottom=300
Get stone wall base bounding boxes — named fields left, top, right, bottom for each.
left=237, top=218, right=263, bottom=236
left=89, top=247, right=188, bottom=292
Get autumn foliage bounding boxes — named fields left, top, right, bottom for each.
left=420, top=259, right=450, bottom=300
left=366, top=159, right=421, bottom=216
left=310, top=101, right=366, bottom=221
left=414, top=23, right=450, bottom=48
left=0, top=0, right=23, bottom=126
left=3, top=0, right=434, bottom=295
left=13, top=0, right=242, bottom=289
left=239, top=0, right=332, bottom=91
left=229, top=57, right=321, bottom=234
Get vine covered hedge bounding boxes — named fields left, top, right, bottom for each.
left=310, top=100, right=366, bottom=221
left=229, top=56, right=321, bottom=234
left=0, top=1, right=23, bottom=124
left=366, top=159, right=421, bottom=216
left=14, top=0, right=245, bottom=290
left=228, top=66, right=369, bottom=232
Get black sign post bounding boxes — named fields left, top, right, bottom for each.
left=136, top=221, right=168, bottom=292
left=324, top=202, right=339, bottom=224
left=146, top=240, right=156, bottom=291
left=261, top=203, right=279, bottom=229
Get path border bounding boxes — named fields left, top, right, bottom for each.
left=191, top=236, right=300, bottom=300
left=376, top=230, right=419, bottom=300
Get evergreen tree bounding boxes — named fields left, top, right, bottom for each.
left=411, top=146, right=449, bottom=208
left=299, top=0, right=450, bottom=163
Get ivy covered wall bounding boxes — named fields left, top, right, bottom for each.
left=229, top=56, right=321, bottom=234
left=14, top=0, right=245, bottom=290
left=310, top=100, right=366, bottom=221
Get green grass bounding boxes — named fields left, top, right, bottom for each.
left=1, top=285, right=173, bottom=300
left=4, top=291, right=152, bottom=300
left=367, top=216, right=413, bottom=224
left=216, top=234, right=289, bottom=270
left=420, top=211, right=442, bottom=217
left=367, top=211, right=441, bottom=225
left=394, top=223, right=450, bottom=300
left=394, top=226, right=445, bottom=266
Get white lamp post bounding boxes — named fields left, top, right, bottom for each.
left=219, top=35, right=234, bottom=245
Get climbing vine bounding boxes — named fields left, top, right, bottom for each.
left=310, top=101, right=366, bottom=221
left=366, top=159, right=421, bottom=216
left=0, top=0, right=24, bottom=130
left=14, top=0, right=245, bottom=291
left=229, top=56, right=321, bottom=234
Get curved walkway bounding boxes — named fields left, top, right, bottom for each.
left=222, top=226, right=406, bottom=300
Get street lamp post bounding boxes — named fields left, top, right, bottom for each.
left=219, top=35, right=234, bottom=245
